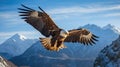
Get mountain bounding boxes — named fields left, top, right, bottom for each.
left=77, top=24, right=120, bottom=58
left=103, top=24, right=120, bottom=34
left=11, top=41, right=94, bottom=67
left=0, top=34, right=37, bottom=59
left=0, top=56, right=17, bottom=67
left=94, top=35, right=120, bottom=67
left=0, top=53, right=12, bottom=60
left=10, top=24, right=120, bottom=67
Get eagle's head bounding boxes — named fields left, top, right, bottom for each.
left=60, top=29, right=69, bottom=38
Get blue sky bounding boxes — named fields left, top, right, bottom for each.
left=0, top=0, right=120, bottom=43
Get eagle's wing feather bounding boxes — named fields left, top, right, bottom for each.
left=64, top=29, right=99, bottom=45
left=18, top=4, right=59, bottom=37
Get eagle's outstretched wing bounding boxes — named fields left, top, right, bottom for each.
left=18, top=4, right=59, bottom=37
left=64, top=29, right=99, bottom=45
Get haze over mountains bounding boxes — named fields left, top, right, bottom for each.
left=0, top=34, right=37, bottom=59
left=0, top=24, right=120, bottom=67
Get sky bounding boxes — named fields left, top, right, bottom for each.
left=0, top=0, right=120, bottom=44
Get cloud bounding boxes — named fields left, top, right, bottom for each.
left=0, top=12, right=18, bottom=19
left=103, top=13, right=120, bottom=17
left=1, top=4, right=120, bottom=23
left=47, top=4, right=120, bottom=21
left=0, top=11, right=24, bottom=26
left=48, top=5, right=120, bottom=15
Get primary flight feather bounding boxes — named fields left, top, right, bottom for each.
left=18, top=4, right=99, bottom=51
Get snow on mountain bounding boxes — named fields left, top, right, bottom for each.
left=77, top=24, right=120, bottom=58
left=10, top=24, right=120, bottom=67
left=0, top=33, right=37, bottom=58
left=103, top=24, right=115, bottom=29
left=94, top=35, right=120, bottom=67
left=0, top=56, right=17, bottom=67
left=81, top=24, right=119, bottom=44
left=10, top=41, right=94, bottom=67
left=103, top=24, right=120, bottom=34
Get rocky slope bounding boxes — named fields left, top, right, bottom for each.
left=0, top=56, right=17, bottom=67
left=94, top=35, right=120, bottom=67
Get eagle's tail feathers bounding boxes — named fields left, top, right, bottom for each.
left=40, top=38, right=52, bottom=50
left=40, top=38, right=60, bottom=51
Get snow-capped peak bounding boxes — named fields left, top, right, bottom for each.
left=19, top=34, right=27, bottom=40
left=0, top=33, right=37, bottom=57
left=82, top=24, right=101, bottom=28
left=103, top=24, right=115, bottom=29
left=103, top=24, right=120, bottom=34
left=11, top=33, right=27, bottom=41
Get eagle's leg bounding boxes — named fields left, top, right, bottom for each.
left=57, top=41, right=66, bottom=50
left=50, top=29, right=61, bottom=47
left=57, top=41, right=62, bottom=47
left=50, top=38, right=57, bottom=47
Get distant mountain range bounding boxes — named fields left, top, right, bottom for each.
left=8, top=24, right=120, bottom=67
left=0, top=34, right=37, bottom=59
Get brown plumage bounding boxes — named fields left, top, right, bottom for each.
left=64, top=29, right=98, bottom=45
left=18, top=4, right=59, bottom=37
left=18, top=4, right=99, bottom=51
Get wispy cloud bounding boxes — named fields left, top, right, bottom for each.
left=103, top=13, right=120, bottom=17
left=0, top=12, right=18, bottom=20
left=0, top=11, right=24, bottom=26
left=1, top=4, right=120, bottom=23
left=47, top=4, right=120, bottom=21
left=48, top=5, right=120, bottom=15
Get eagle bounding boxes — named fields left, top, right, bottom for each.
left=18, top=4, right=99, bottom=51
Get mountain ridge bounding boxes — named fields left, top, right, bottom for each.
left=0, top=33, right=38, bottom=59
left=94, top=35, right=120, bottom=67
left=10, top=24, right=120, bottom=67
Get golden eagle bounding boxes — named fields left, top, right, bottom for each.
left=18, top=4, right=99, bottom=51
